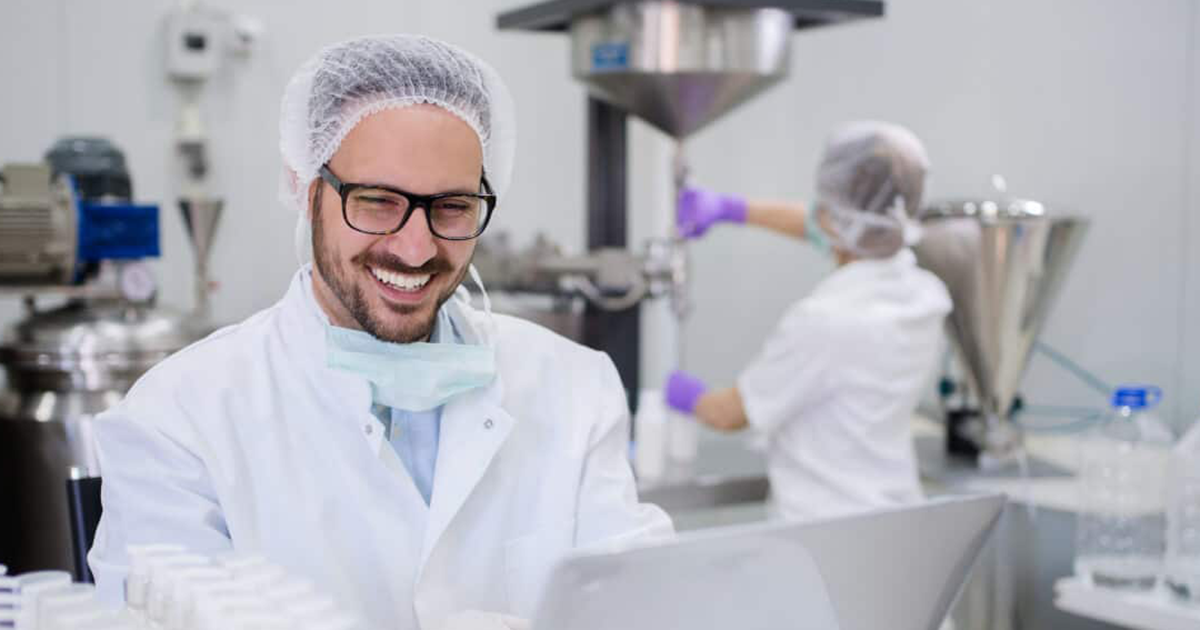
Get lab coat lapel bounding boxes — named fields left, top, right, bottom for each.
left=420, top=375, right=513, bottom=567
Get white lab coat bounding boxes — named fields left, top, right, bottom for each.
left=737, top=249, right=951, bottom=521
left=88, top=266, right=673, bottom=629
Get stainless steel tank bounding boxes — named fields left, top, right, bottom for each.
left=914, top=197, right=1089, bottom=459
left=0, top=298, right=202, bottom=573
left=569, top=2, right=794, bottom=138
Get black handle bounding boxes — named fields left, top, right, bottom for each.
left=65, top=476, right=103, bottom=583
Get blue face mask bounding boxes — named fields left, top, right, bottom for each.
left=325, top=268, right=497, bottom=412
left=805, top=208, right=834, bottom=257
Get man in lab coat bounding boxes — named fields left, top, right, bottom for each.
left=665, top=122, right=951, bottom=521
left=88, top=35, right=672, bottom=629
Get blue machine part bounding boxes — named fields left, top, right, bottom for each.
left=76, top=201, right=161, bottom=262
left=591, top=42, right=629, bottom=71
left=1111, top=385, right=1163, bottom=411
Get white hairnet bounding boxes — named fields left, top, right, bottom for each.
left=815, top=121, right=929, bottom=259
left=279, top=34, right=517, bottom=262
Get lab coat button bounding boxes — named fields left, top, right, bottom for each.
left=364, top=424, right=374, bottom=435
left=484, top=419, right=494, bottom=430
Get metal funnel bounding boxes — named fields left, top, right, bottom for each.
left=179, top=196, right=223, bottom=314
left=914, top=199, right=1089, bottom=422
left=570, top=3, right=793, bottom=138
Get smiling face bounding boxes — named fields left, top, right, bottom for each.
left=309, top=104, right=484, bottom=343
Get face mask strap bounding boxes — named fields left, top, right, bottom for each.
left=453, top=263, right=499, bottom=342
left=822, top=201, right=911, bottom=257
left=466, top=264, right=492, bottom=315
left=887, top=197, right=923, bottom=246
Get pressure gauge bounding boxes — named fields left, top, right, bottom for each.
left=119, top=261, right=158, bottom=303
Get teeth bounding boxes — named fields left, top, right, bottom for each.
left=371, top=267, right=431, bottom=291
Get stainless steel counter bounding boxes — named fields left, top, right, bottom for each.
left=635, top=417, right=1075, bottom=516
left=637, top=431, right=768, bottom=513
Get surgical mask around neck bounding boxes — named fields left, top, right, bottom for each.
left=325, top=265, right=497, bottom=411
left=804, top=208, right=834, bottom=257
left=817, top=198, right=919, bottom=259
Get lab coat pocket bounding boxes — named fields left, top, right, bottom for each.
left=503, top=518, right=576, bottom=618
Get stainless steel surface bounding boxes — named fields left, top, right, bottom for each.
left=474, top=233, right=567, bottom=295
left=474, top=230, right=687, bottom=313
left=639, top=431, right=769, bottom=511
left=914, top=199, right=1089, bottom=440
left=1, top=298, right=202, bottom=392
left=497, top=0, right=885, bottom=33
left=179, top=196, right=223, bottom=315
left=0, top=298, right=203, bottom=573
left=570, top=3, right=792, bottom=137
left=915, top=436, right=1072, bottom=482
left=641, top=475, right=769, bottom=512
left=637, top=428, right=1075, bottom=516
left=487, top=291, right=586, bottom=342
left=0, top=389, right=121, bottom=573
left=0, top=164, right=78, bottom=285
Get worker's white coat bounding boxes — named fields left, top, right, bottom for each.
left=89, top=266, right=672, bottom=629
left=739, top=249, right=951, bottom=520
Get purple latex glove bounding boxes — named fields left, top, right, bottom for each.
left=676, top=186, right=747, bottom=239
left=665, top=370, right=707, bottom=414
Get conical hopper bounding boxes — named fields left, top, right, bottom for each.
left=179, top=196, right=223, bottom=314
left=180, top=197, right=222, bottom=266
left=914, top=199, right=1089, bottom=421
left=570, top=3, right=792, bottom=138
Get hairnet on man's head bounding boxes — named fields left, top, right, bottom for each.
left=279, top=34, right=516, bottom=261
left=814, top=121, right=929, bottom=258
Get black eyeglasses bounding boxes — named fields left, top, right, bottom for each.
left=318, top=164, right=497, bottom=241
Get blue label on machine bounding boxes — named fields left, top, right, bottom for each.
left=1111, top=385, right=1163, bottom=410
left=592, top=43, right=629, bottom=71
left=77, top=202, right=161, bottom=262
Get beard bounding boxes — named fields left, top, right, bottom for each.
left=312, top=190, right=468, bottom=343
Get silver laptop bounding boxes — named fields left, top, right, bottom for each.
left=532, top=493, right=1005, bottom=630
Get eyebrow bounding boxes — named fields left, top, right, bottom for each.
left=358, top=180, right=482, bottom=196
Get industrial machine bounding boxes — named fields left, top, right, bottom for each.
left=492, top=0, right=885, bottom=410
left=494, top=1, right=1089, bottom=470
left=0, top=1, right=253, bottom=575
left=915, top=190, right=1089, bottom=465
left=0, top=139, right=214, bottom=574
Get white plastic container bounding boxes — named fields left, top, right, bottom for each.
left=37, top=583, right=96, bottom=626
left=667, top=409, right=699, bottom=464
left=1166, top=418, right=1200, bottom=602
left=1075, top=385, right=1173, bottom=590
left=124, top=545, right=189, bottom=614
left=191, top=595, right=267, bottom=630
left=13, top=571, right=72, bottom=628
left=212, top=554, right=269, bottom=576
left=633, top=389, right=667, bottom=483
left=148, top=565, right=230, bottom=628
left=41, top=602, right=109, bottom=630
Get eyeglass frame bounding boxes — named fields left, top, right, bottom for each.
left=317, top=164, right=497, bottom=241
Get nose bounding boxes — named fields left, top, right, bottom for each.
left=383, top=206, right=438, bottom=267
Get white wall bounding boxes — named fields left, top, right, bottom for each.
left=1185, top=0, right=1200, bottom=433
left=668, top=0, right=1200, bottom=431
left=0, top=0, right=586, bottom=324
left=1, top=0, right=1197, bottom=429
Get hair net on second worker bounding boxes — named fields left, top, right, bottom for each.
left=814, top=121, right=929, bottom=259
left=279, top=34, right=517, bottom=262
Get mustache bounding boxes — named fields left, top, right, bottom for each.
left=353, top=251, right=454, bottom=275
